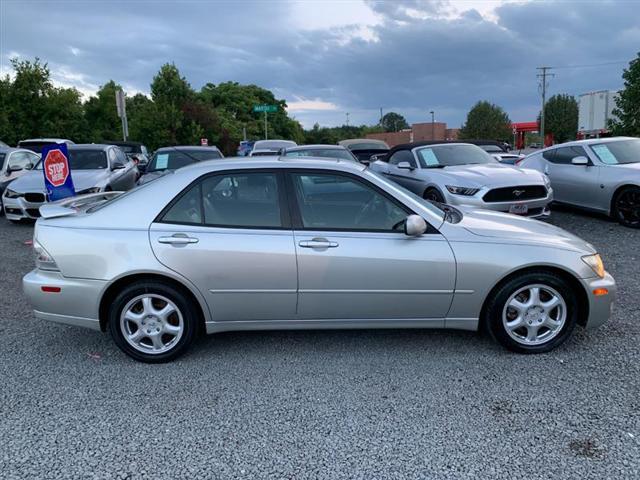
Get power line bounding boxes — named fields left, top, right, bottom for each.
left=550, top=60, right=628, bottom=70
left=537, top=66, right=555, bottom=145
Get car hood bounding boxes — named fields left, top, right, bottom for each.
left=432, top=163, right=544, bottom=187
left=456, top=207, right=595, bottom=254
left=7, top=169, right=109, bottom=193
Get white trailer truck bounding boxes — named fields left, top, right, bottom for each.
left=577, top=90, right=619, bottom=138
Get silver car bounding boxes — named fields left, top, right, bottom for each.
left=519, top=137, right=640, bottom=228
left=23, top=157, right=615, bottom=362
left=0, top=147, right=41, bottom=211
left=370, top=142, right=553, bottom=218
left=3, top=144, right=138, bottom=222
left=282, top=144, right=359, bottom=162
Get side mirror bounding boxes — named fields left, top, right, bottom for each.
left=7, top=164, right=24, bottom=173
left=404, top=215, right=427, bottom=236
left=397, top=161, right=415, bottom=170
left=571, top=156, right=589, bottom=166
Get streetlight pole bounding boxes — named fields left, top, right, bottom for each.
left=429, top=111, right=435, bottom=139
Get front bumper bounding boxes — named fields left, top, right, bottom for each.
left=444, top=188, right=553, bottom=218
left=580, top=272, right=617, bottom=329
left=23, top=269, right=107, bottom=331
left=3, top=195, right=45, bottom=220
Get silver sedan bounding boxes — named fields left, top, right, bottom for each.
left=23, top=157, right=615, bottom=362
left=370, top=142, right=553, bottom=218
left=519, top=137, right=640, bottom=228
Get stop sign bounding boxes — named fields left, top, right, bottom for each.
left=44, top=149, right=70, bottom=187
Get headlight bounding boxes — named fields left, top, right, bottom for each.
left=33, top=239, right=59, bottom=271
left=77, top=187, right=101, bottom=195
left=445, top=185, right=480, bottom=196
left=582, top=254, right=605, bottom=278
left=4, top=188, right=22, bottom=199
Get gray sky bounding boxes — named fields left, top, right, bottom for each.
left=1, top=0, right=638, bottom=128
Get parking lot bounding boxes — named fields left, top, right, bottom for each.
left=0, top=207, right=638, bottom=479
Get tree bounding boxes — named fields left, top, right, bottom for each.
left=84, top=80, right=122, bottom=142
left=381, top=112, right=409, bottom=132
left=459, top=101, right=512, bottom=140
left=540, top=94, right=578, bottom=143
left=610, top=52, right=640, bottom=136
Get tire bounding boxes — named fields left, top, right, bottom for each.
left=484, top=271, right=577, bottom=354
left=612, top=186, right=640, bottom=228
left=423, top=188, right=445, bottom=203
left=108, top=280, right=198, bottom=363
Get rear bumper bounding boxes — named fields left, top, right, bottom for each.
left=580, top=272, right=616, bottom=329
left=23, top=269, right=106, bottom=331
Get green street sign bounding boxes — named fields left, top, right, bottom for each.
left=253, top=104, right=278, bottom=113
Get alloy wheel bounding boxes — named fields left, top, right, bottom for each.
left=120, top=294, right=184, bottom=354
left=502, top=284, right=567, bottom=346
left=616, top=189, right=640, bottom=227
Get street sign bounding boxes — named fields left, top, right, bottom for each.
left=253, top=104, right=278, bottom=113
left=200, top=138, right=208, bottom=146
left=42, top=143, right=75, bottom=201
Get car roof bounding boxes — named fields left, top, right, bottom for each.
left=0, top=147, right=23, bottom=154
left=19, top=138, right=75, bottom=143
left=103, top=140, right=145, bottom=147
left=338, top=138, right=389, bottom=148
left=544, top=136, right=636, bottom=148
left=389, top=141, right=477, bottom=152
left=177, top=156, right=366, bottom=175
left=67, top=144, right=113, bottom=151
left=285, top=144, right=346, bottom=151
left=155, top=145, right=221, bottom=152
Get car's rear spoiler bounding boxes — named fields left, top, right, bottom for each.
left=39, top=191, right=123, bottom=219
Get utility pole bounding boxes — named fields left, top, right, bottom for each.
left=379, top=107, right=383, bottom=127
left=536, top=66, right=554, bottom=147
left=264, top=111, right=268, bottom=140
left=429, top=110, right=435, bottom=139
left=346, top=112, right=350, bottom=126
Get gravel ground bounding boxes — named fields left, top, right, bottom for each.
left=0, top=208, right=638, bottom=479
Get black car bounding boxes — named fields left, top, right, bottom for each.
left=338, top=139, right=390, bottom=165
left=104, top=141, right=151, bottom=173
left=138, top=146, right=224, bottom=185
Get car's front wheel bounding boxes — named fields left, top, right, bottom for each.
left=485, top=271, right=577, bottom=353
left=613, top=186, right=640, bottom=228
left=108, top=280, right=198, bottom=363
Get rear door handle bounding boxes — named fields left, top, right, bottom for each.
left=298, top=238, right=339, bottom=249
left=158, top=234, right=199, bottom=245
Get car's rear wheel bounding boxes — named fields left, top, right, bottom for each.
left=613, top=186, right=640, bottom=228
left=108, top=281, right=197, bottom=363
left=485, top=271, right=577, bottom=353
left=423, top=188, right=444, bottom=203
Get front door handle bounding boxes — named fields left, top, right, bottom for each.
left=298, top=238, right=339, bottom=249
left=158, top=234, right=199, bottom=245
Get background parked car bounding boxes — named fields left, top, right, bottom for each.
left=465, top=140, right=525, bottom=165
left=3, top=144, right=137, bottom=222
left=104, top=141, right=151, bottom=173
left=370, top=141, right=552, bottom=218
left=138, top=146, right=224, bottom=185
left=0, top=147, right=41, bottom=213
left=519, top=136, right=640, bottom=228
left=281, top=144, right=359, bottom=161
left=237, top=140, right=255, bottom=156
left=251, top=139, right=297, bottom=154
left=17, top=138, right=75, bottom=154
left=23, top=156, right=615, bottom=362
left=338, top=138, right=390, bottom=165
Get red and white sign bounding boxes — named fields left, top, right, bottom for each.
left=44, top=149, right=70, bottom=187
left=200, top=138, right=208, bottom=146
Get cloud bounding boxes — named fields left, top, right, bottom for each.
left=1, top=0, right=637, bottom=128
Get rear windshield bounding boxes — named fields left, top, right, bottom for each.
left=253, top=140, right=296, bottom=150
left=479, top=145, right=504, bottom=153
left=18, top=141, right=60, bottom=154
left=148, top=149, right=222, bottom=172
left=591, top=139, right=640, bottom=165
left=34, top=150, right=108, bottom=170
left=285, top=149, right=356, bottom=161
left=416, top=144, right=495, bottom=167
left=347, top=143, right=388, bottom=151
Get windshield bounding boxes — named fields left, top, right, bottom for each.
left=0, top=153, right=6, bottom=168
left=479, top=145, right=504, bottom=153
left=114, top=145, right=138, bottom=154
left=416, top=144, right=495, bottom=167
left=147, top=149, right=222, bottom=172
left=591, top=139, right=640, bottom=165
left=34, top=149, right=108, bottom=170
left=253, top=140, right=296, bottom=150
left=347, top=143, right=388, bottom=151
left=285, top=149, right=356, bottom=161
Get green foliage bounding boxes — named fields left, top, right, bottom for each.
left=381, top=112, right=409, bottom=132
left=303, top=124, right=383, bottom=145
left=540, top=94, right=578, bottom=143
left=84, top=80, right=122, bottom=142
left=459, top=101, right=512, bottom=141
left=610, top=52, right=640, bottom=136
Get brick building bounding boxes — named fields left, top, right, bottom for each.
left=366, top=122, right=460, bottom=147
